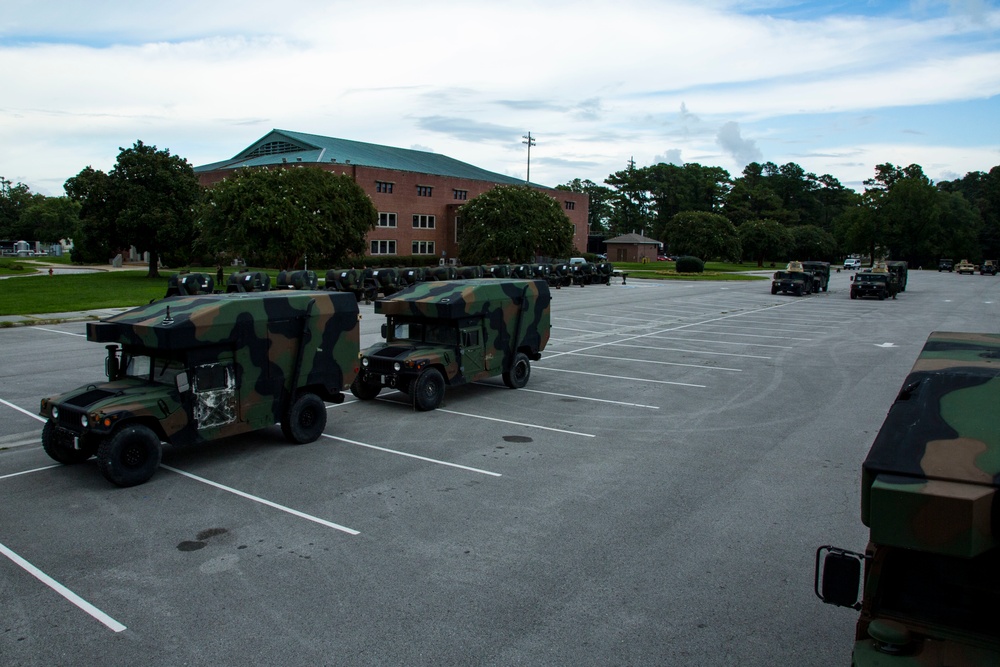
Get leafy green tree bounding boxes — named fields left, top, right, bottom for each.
left=723, top=163, right=789, bottom=227
left=605, top=160, right=654, bottom=237
left=644, top=163, right=731, bottom=240
left=64, top=167, right=116, bottom=264
left=557, top=178, right=613, bottom=235
left=457, top=185, right=575, bottom=263
left=661, top=211, right=741, bottom=261
left=199, top=166, right=377, bottom=269
left=789, top=225, right=837, bottom=261
left=834, top=205, right=877, bottom=260
left=738, top=219, right=793, bottom=267
left=19, top=197, right=80, bottom=244
left=0, top=179, right=43, bottom=240
left=65, top=141, right=200, bottom=276
left=939, top=165, right=1000, bottom=260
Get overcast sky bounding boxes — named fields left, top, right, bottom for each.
left=2, top=0, right=999, bottom=196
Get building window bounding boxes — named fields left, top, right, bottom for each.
left=370, top=240, right=396, bottom=255
left=245, top=141, right=301, bottom=158
left=565, top=201, right=575, bottom=210
left=378, top=212, right=397, bottom=228
left=412, top=214, right=436, bottom=229
left=453, top=189, right=468, bottom=200
left=416, top=185, right=433, bottom=197
left=376, top=181, right=393, bottom=194
left=412, top=241, right=435, bottom=255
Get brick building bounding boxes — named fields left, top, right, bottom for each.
left=195, top=129, right=590, bottom=262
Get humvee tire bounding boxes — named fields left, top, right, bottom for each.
left=771, top=285, right=778, bottom=295
left=350, top=376, right=382, bottom=401
left=42, top=420, right=96, bottom=464
left=98, top=425, right=162, bottom=487
left=503, top=353, right=531, bottom=389
left=281, top=393, right=327, bottom=444
left=413, top=368, right=445, bottom=411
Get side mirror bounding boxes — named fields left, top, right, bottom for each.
left=815, top=546, right=864, bottom=610
left=175, top=372, right=190, bottom=394
left=380, top=324, right=388, bottom=339
left=850, top=275, right=854, bottom=282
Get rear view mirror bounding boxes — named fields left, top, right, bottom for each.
left=815, top=546, right=864, bottom=610
left=175, top=372, right=190, bottom=394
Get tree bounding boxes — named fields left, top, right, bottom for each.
left=557, top=178, right=613, bottom=235
left=605, top=160, right=654, bottom=237
left=19, top=197, right=80, bottom=244
left=661, top=211, right=741, bottom=261
left=64, top=167, right=116, bottom=264
left=789, top=225, right=837, bottom=261
left=457, top=185, right=575, bottom=264
left=65, top=141, right=200, bottom=276
left=723, top=163, right=789, bottom=227
left=644, top=163, right=731, bottom=241
left=738, top=219, right=793, bottom=267
left=0, top=179, right=43, bottom=240
left=199, top=166, right=377, bottom=269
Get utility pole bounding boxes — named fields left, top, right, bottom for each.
left=522, top=133, right=536, bottom=183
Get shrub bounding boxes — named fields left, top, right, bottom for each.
left=675, top=256, right=705, bottom=273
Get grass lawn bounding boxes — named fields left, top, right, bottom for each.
left=615, top=260, right=769, bottom=281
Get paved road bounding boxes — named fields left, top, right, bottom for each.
left=1, top=269, right=996, bottom=665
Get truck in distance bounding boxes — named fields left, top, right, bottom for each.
left=39, top=292, right=361, bottom=487
left=352, top=279, right=551, bottom=411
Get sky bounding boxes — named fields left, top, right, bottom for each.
left=2, top=0, right=999, bottom=197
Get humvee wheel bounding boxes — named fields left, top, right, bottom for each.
left=503, top=352, right=531, bottom=389
left=97, top=424, right=162, bottom=487
left=878, top=292, right=885, bottom=300
left=413, top=368, right=445, bottom=411
left=282, top=393, right=327, bottom=444
left=42, top=420, right=97, bottom=464
left=770, top=285, right=778, bottom=295
left=794, top=285, right=802, bottom=296
left=350, top=376, right=382, bottom=401
left=850, top=291, right=857, bottom=299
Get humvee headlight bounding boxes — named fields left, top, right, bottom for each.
left=361, top=357, right=369, bottom=367
left=393, top=362, right=402, bottom=372
left=52, top=406, right=59, bottom=419
left=80, top=415, right=89, bottom=428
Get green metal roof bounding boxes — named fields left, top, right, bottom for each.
left=195, top=129, right=530, bottom=186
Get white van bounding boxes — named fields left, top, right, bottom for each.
left=843, top=258, right=861, bottom=270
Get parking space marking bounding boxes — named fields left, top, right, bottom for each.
left=35, top=327, right=85, bottom=337
left=605, top=342, right=770, bottom=360
left=679, top=329, right=811, bottom=341
left=323, top=434, right=503, bottom=476
left=0, top=397, right=45, bottom=422
left=160, top=465, right=360, bottom=535
left=478, top=385, right=660, bottom=410
left=653, top=335, right=790, bottom=349
left=692, top=322, right=817, bottom=334
left=0, top=541, right=127, bottom=633
left=434, top=408, right=597, bottom=437
left=536, top=366, right=706, bottom=388
left=564, top=350, right=742, bottom=372
left=0, top=465, right=60, bottom=481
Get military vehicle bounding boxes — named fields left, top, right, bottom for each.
left=165, top=272, right=215, bottom=297
left=276, top=269, right=318, bottom=290
left=956, top=259, right=976, bottom=275
left=39, top=292, right=361, bottom=487
left=352, top=279, right=551, bottom=411
left=885, top=260, right=908, bottom=292
left=815, top=331, right=1000, bottom=665
left=226, top=271, right=271, bottom=293
left=938, top=258, right=954, bottom=272
left=771, top=269, right=812, bottom=296
left=801, top=261, right=831, bottom=292
left=850, top=272, right=894, bottom=300
left=981, top=260, right=998, bottom=276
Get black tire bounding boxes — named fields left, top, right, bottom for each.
left=281, top=393, right=327, bottom=444
left=850, top=291, right=857, bottom=299
left=503, top=352, right=531, bottom=389
left=413, top=368, right=445, bottom=411
left=350, top=376, right=382, bottom=400
left=878, top=292, right=885, bottom=301
left=42, top=420, right=96, bottom=464
left=795, top=285, right=802, bottom=296
left=770, top=285, right=777, bottom=295
left=97, top=424, right=162, bottom=487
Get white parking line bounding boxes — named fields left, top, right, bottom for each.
left=564, top=350, right=742, bottom=372
left=35, top=327, right=85, bottom=337
left=0, top=465, right=60, bottom=480
left=603, top=342, right=770, bottom=360
left=323, top=434, right=503, bottom=476
left=0, top=397, right=45, bottom=422
left=435, top=408, right=597, bottom=437
left=0, top=541, right=127, bottom=633
left=160, top=465, right=360, bottom=535
left=535, top=366, right=706, bottom=388
left=477, top=385, right=660, bottom=410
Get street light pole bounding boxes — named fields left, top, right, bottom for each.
left=522, top=132, right=536, bottom=183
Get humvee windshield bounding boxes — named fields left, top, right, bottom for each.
left=389, top=319, right=458, bottom=346
left=856, top=274, right=886, bottom=283
left=876, top=548, right=1000, bottom=638
left=123, top=354, right=186, bottom=385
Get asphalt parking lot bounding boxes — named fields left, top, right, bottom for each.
left=2, top=269, right=997, bottom=665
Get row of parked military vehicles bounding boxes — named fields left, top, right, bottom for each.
left=770, top=260, right=910, bottom=301
left=939, top=258, right=998, bottom=275
left=41, top=277, right=552, bottom=487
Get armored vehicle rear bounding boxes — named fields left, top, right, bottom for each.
left=771, top=270, right=811, bottom=296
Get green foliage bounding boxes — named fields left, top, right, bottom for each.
left=661, top=211, right=741, bottom=261
left=738, top=219, right=793, bottom=267
left=0, top=179, right=44, bottom=240
left=790, top=225, right=837, bottom=261
left=199, top=166, right=377, bottom=270
left=19, top=197, right=80, bottom=244
left=674, top=256, right=705, bottom=273
left=457, top=185, right=574, bottom=264
left=65, top=142, right=200, bottom=277
left=557, top=178, right=614, bottom=235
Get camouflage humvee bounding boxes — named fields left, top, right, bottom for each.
left=850, top=272, right=895, bottom=300
left=980, top=260, right=998, bottom=276
left=39, top=292, right=361, bottom=487
left=956, top=259, right=976, bottom=275
left=771, top=270, right=812, bottom=296
left=815, top=332, right=1000, bottom=664
left=801, top=261, right=831, bottom=292
left=352, top=279, right=551, bottom=411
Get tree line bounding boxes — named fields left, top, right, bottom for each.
left=3, top=141, right=999, bottom=276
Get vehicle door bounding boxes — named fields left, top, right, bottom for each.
left=191, top=359, right=240, bottom=435
left=460, top=325, right=486, bottom=377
